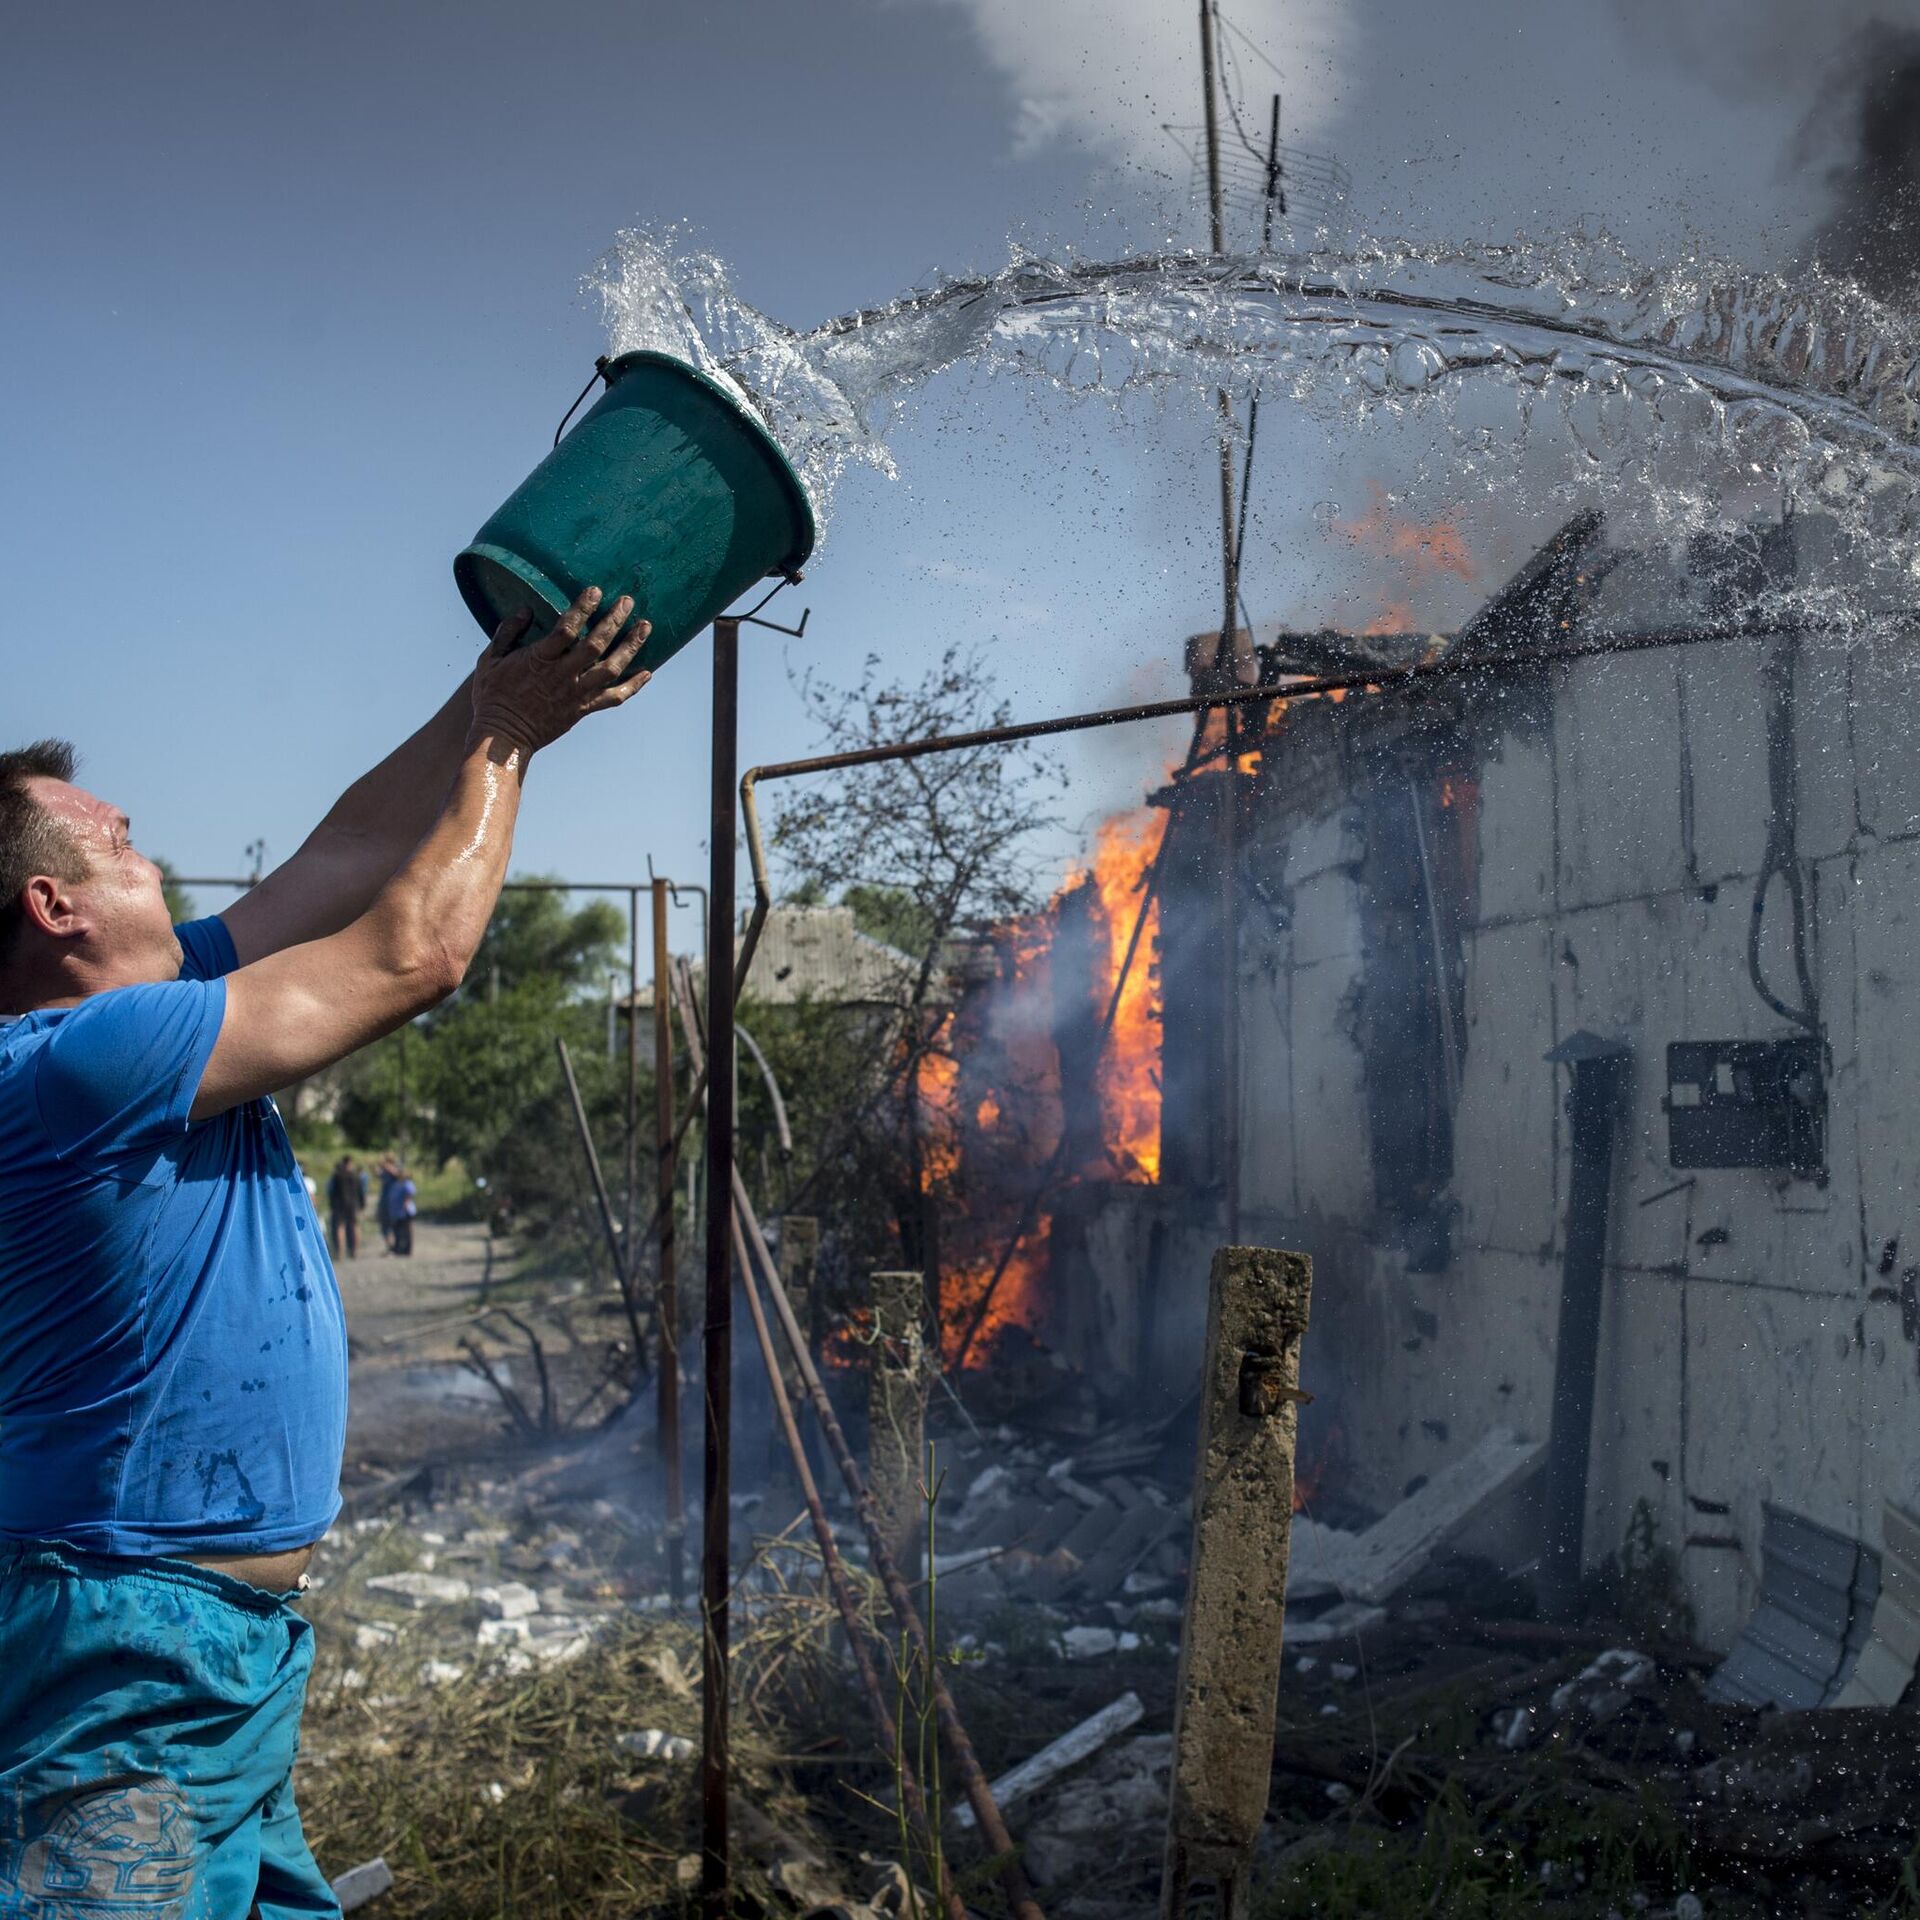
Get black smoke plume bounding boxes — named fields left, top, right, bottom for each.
left=1814, top=23, right=1920, bottom=304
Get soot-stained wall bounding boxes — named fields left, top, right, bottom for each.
left=1181, top=605, right=1920, bottom=1650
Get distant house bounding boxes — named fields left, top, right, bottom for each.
left=625, top=903, right=944, bottom=1012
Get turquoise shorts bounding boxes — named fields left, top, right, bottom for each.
left=0, top=1541, right=335, bottom=1918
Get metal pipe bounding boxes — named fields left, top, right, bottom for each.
left=671, top=969, right=963, bottom=1920
left=626, top=886, right=642, bottom=1256
left=1198, top=0, right=1244, bottom=1246
left=700, top=616, right=740, bottom=1920
left=734, top=1020, right=794, bottom=1162
left=652, top=877, right=685, bottom=1609
left=552, top=1037, right=648, bottom=1365
left=728, top=1164, right=1046, bottom=1920
left=733, top=618, right=1837, bottom=814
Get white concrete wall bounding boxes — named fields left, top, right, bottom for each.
left=1233, top=631, right=1920, bottom=1647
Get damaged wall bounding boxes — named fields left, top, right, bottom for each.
left=1145, top=527, right=1920, bottom=1650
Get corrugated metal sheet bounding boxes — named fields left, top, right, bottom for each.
left=1830, top=1502, right=1920, bottom=1708
left=1708, top=1503, right=1881, bottom=1710
left=626, top=904, right=939, bottom=1010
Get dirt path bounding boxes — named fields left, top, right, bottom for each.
left=337, top=1218, right=521, bottom=1476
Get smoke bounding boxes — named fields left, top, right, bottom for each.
left=925, top=0, right=1352, bottom=168
left=1812, top=22, right=1920, bottom=304
left=1611, top=0, right=1920, bottom=304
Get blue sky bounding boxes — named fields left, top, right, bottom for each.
left=3, top=0, right=1899, bottom=947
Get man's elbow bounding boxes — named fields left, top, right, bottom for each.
left=413, top=935, right=470, bottom=1010
left=385, top=922, right=469, bottom=1013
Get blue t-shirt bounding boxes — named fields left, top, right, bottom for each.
left=0, top=919, right=347, bottom=1557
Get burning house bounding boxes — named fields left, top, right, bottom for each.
left=1048, top=505, right=1913, bottom=1657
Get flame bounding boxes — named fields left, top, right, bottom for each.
left=916, top=1040, right=960, bottom=1189
left=941, top=1216, right=1051, bottom=1369
left=1336, top=483, right=1476, bottom=582
left=1336, top=482, right=1478, bottom=635
left=1363, top=600, right=1418, bottom=636
left=1085, top=810, right=1165, bottom=1183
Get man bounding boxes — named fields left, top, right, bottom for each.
left=375, top=1153, right=400, bottom=1251
left=0, top=588, right=649, bottom=1917
left=325, top=1154, right=362, bottom=1262
left=391, top=1166, right=417, bottom=1257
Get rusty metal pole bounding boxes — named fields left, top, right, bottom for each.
left=729, top=1167, right=1047, bottom=1920
left=767, top=1217, right=818, bottom=1499
left=673, top=964, right=962, bottom=1920
left=700, top=615, right=740, bottom=1920
left=653, top=877, right=685, bottom=1608
left=1162, top=1247, right=1313, bottom=1920
left=626, top=886, right=642, bottom=1245
left=553, top=1037, right=647, bottom=1362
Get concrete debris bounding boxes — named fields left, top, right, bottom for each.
left=1019, top=1733, right=1172, bottom=1887
left=352, top=1622, right=398, bottom=1652
left=1496, top=1705, right=1536, bottom=1750
left=964, top=1463, right=1011, bottom=1505
left=645, top=1646, right=696, bottom=1700
left=1289, top=1428, right=1545, bottom=1606
left=1059, top=1625, right=1140, bottom=1659
left=952, top=1690, right=1144, bottom=1830
left=1284, top=1600, right=1386, bottom=1646
left=328, top=1856, right=394, bottom=1913
left=364, top=1572, right=472, bottom=1609
left=475, top=1580, right=540, bottom=1620
left=417, top=1659, right=465, bottom=1686
left=476, top=1617, right=532, bottom=1650
left=618, top=1728, right=696, bottom=1762
left=1548, top=1648, right=1655, bottom=1724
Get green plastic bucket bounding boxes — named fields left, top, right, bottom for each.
left=455, top=350, right=816, bottom=677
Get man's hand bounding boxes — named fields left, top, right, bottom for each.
left=471, top=588, right=653, bottom=757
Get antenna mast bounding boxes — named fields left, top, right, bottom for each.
left=1198, top=0, right=1242, bottom=1243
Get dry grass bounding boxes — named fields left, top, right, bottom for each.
left=298, top=1523, right=889, bottom=1920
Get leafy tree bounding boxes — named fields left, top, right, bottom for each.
left=763, top=646, right=1064, bottom=1314
left=313, top=881, right=637, bottom=1244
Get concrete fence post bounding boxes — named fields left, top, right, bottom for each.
left=867, top=1270, right=930, bottom=1585
left=1162, top=1245, right=1313, bottom=1920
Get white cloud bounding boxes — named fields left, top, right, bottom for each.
left=930, top=0, right=1353, bottom=170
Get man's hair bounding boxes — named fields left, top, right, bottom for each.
left=0, top=740, right=87, bottom=970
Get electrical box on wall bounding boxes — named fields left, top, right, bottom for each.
left=1665, top=1038, right=1826, bottom=1177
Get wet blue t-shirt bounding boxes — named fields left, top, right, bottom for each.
left=0, top=919, right=347, bottom=1557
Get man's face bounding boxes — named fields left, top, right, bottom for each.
left=24, top=778, right=183, bottom=984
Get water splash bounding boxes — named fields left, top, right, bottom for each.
left=590, top=228, right=1920, bottom=606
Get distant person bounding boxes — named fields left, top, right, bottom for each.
left=392, top=1168, right=418, bottom=1257
left=326, top=1153, right=363, bottom=1261
left=0, top=586, right=651, bottom=1911
left=375, top=1152, right=400, bottom=1250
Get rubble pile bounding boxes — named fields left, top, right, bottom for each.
left=296, top=1383, right=1920, bottom=1920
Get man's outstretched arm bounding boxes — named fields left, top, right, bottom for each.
left=221, top=650, right=502, bottom=966
left=191, top=592, right=650, bottom=1118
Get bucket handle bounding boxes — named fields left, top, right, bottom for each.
left=553, top=356, right=612, bottom=449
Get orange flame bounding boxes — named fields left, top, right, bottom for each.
left=941, top=1217, right=1051, bottom=1368
left=1085, top=810, right=1165, bottom=1184
left=1336, top=483, right=1477, bottom=636
left=915, top=1041, right=960, bottom=1190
